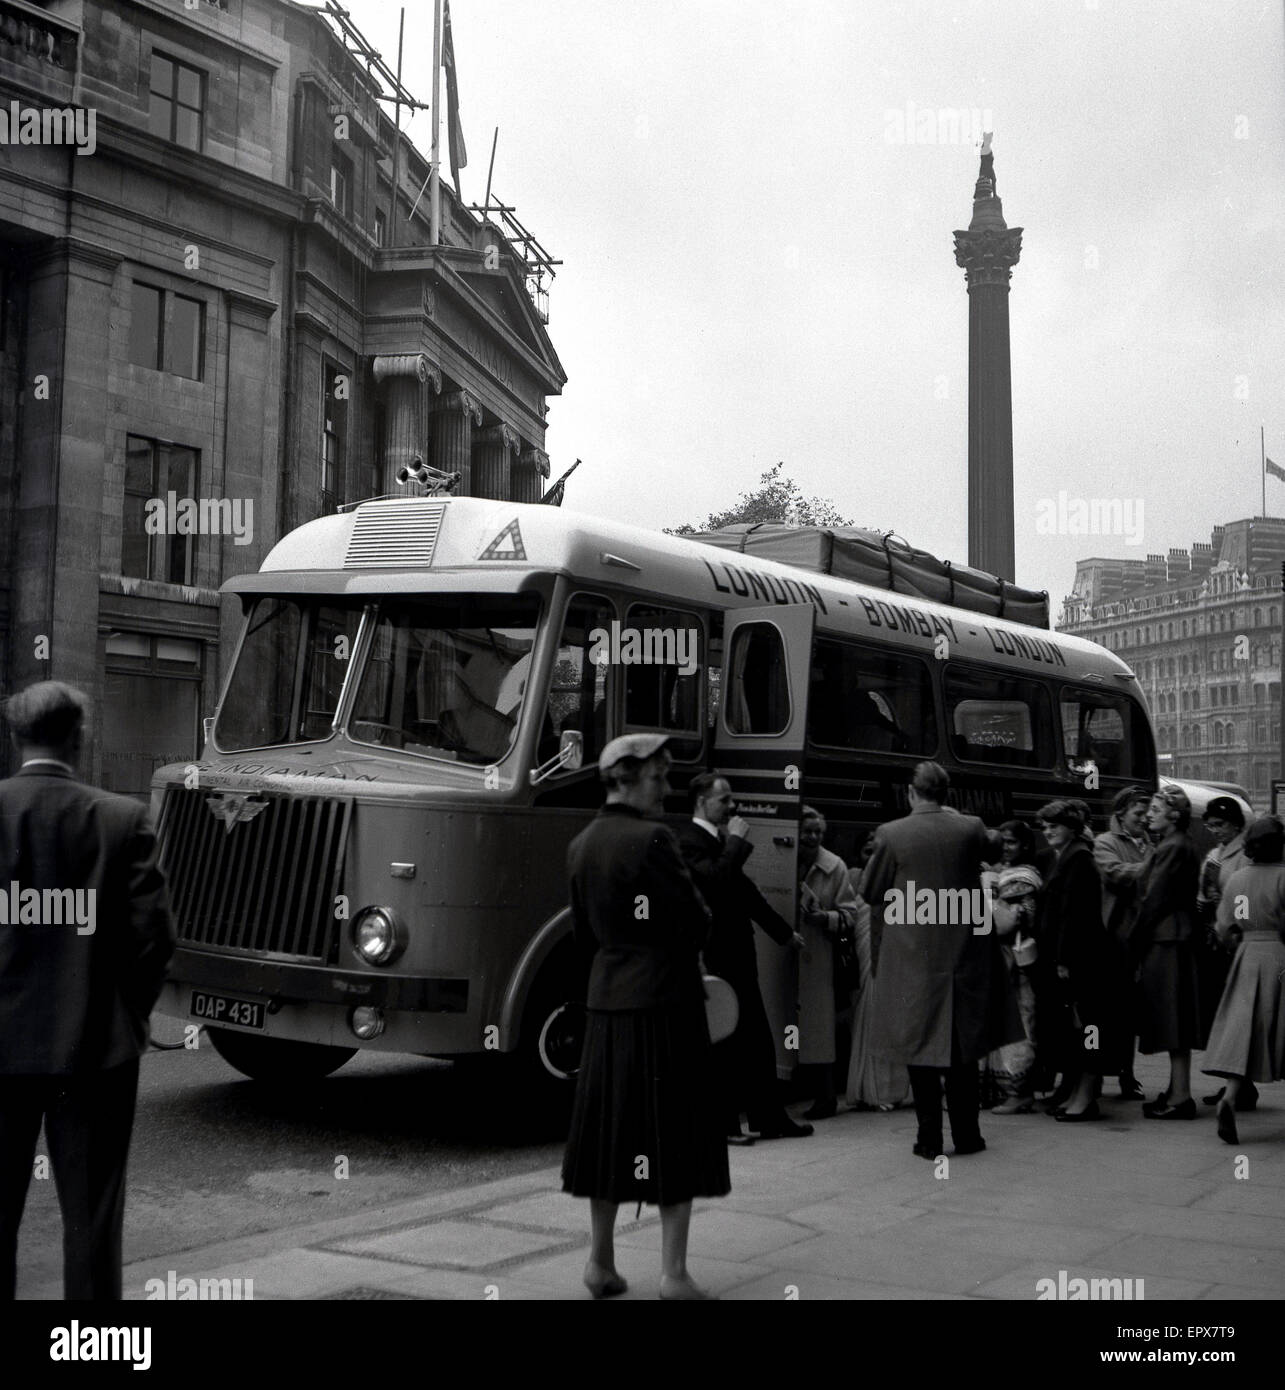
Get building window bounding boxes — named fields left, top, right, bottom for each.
left=373, top=208, right=387, bottom=246
left=129, top=283, right=163, bottom=369
left=1181, top=620, right=1188, bottom=637
left=122, top=435, right=199, bottom=585
left=1254, top=608, right=1262, bottom=626
left=129, top=282, right=204, bottom=380
left=1192, top=691, right=1200, bottom=710
left=1180, top=655, right=1188, bottom=676
left=149, top=52, right=204, bottom=151
left=322, top=362, right=348, bottom=509
left=330, top=149, right=353, bottom=217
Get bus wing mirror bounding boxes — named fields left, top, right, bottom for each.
left=560, top=729, right=584, bottom=770
left=529, top=729, right=584, bottom=785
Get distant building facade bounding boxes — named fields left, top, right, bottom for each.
left=1059, top=516, right=1285, bottom=803
left=0, top=0, right=565, bottom=794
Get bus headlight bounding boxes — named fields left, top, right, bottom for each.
left=351, top=907, right=406, bottom=966
left=349, top=1006, right=386, bottom=1040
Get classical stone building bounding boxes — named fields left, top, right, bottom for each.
left=1058, top=516, right=1285, bottom=803
left=0, top=0, right=565, bottom=793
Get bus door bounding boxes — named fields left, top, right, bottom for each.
left=714, top=603, right=815, bottom=1077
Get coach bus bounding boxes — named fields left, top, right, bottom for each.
left=150, top=494, right=1157, bottom=1091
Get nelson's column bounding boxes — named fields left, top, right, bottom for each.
left=954, top=134, right=1023, bottom=582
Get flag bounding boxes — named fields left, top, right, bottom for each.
left=540, top=459, right=581, bottom=506
left=1266, top=456, right=1285, bottom=482
left=443, top=0, right=467, bottom=192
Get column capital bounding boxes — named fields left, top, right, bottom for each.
left=519, top=447, right=551, bottom=479
left=953, top=226, right=1023, bottom=287
left=437, top=390, right=484, bottom=426
left=372, top=353, right=441, bottom=393
left=477, top=423, right=520, bottom=454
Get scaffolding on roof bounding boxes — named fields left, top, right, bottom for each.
left=313, top=2, right=559, bottom=321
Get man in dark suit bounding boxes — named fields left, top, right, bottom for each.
left=0, top=681, right=175, bottom=1299
left=862, top=761, right=1015, bottom=1160
left=673, top=773, right=811, bottom=1142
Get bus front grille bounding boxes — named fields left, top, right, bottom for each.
left=157, top=788, right=353, bottom=962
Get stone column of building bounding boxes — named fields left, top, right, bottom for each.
left=953, top=136, right=1022, bottom=582
left=431, top=390, right=483, bottom=495
left=513, top=446, right=550, bottom=503
left=473, top=424, right=520, bottom=500
left=10, top=243, right=118, bottom=697
left=372, top=354, right=439, bottom=493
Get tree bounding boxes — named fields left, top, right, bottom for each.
left=667, top=462, right=852, bottom=535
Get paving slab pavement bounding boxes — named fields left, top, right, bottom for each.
left=21, top=1056, right=1285, bottom=1302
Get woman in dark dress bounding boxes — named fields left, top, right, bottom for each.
left=1036, top=800, right=1122, bottom=1120
left=561, top=733, right=729, bottom=1301
left=1201, top=816, right=1285, bottom=1144
left=1129, top=787, right=1202, bottom=1118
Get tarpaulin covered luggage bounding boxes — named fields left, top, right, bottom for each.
left=689, top=523, right=1049, bottom=629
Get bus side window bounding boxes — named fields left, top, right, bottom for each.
left=724, top=622, right=789, bottom=735
left=544, top=594, right=613, bottom=770
left=1059, top=688, right=1142, bottom=779
left=622, top=603, right=704, bottom=759
left=943, top=666, right=1055, bottom=769
left=807, top=638, right=936, bottom=755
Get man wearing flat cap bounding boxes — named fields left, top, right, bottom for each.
left=0, top=680, right=175, bottom=1300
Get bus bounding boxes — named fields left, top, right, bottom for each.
left=150, top=494, right=1157, bottom=1091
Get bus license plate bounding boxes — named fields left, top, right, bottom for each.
left=190, top=991, right=265, bottom=1031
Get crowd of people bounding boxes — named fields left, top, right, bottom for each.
left=560, top=737, right=1285, bottom=1298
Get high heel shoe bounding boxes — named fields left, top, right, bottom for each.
left=584, top=1263, right=628, bottom=1299
left=1215, top=1100, right=1239, bottom=1146
left=1054, top=1100, right=1101, bottom=1122
left=1143, top=1097, right=1196, bottom=1120
left=659, top=1274, right=715, bottom=1300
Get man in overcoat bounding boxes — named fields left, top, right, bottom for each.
left=673, top=773, right=810, bottom=1142
left=0, top=681, right=175, bottom=1299
left=862, top=761, right=1015, bottom=1159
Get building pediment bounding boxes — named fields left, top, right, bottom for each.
left=449, top=259, right=565, bottom=389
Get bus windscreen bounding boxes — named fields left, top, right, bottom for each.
left=349, top=595, right=541, bottom=765
left=216, top=599, right=363, bottom=751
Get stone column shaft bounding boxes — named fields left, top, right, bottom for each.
left=431, top=390, right=483, bottom=494
left=372, top=354, right=439, bottom=494
left=513, top=447, right=550, bottom=504
left=472, top=423, right=520, bottom=500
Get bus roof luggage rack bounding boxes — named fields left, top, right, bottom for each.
left=689, top=524, right=1050, bottom=629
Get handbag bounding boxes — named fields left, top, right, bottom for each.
left=702, top=974, right=739, bottom=1044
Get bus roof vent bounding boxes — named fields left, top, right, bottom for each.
left=344, top=499, right=447, bottom=569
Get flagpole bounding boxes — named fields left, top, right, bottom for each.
left=1262, top=424, right=1267, bottom=518
left=430, top=0, right=442, bottom=246
left=389, top=8, right=404, bottom=249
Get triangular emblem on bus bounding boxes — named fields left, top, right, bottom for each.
left=479, top=519, right=527, bottom=560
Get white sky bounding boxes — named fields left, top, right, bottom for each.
left=337, top=0, right=1285, bottom=615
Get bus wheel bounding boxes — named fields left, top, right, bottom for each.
left=206, top=1028, right=357, bottom=1081
left=521, top=963, right=586, bottom=1091
left=535, top=999, right=585, bottom=1083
